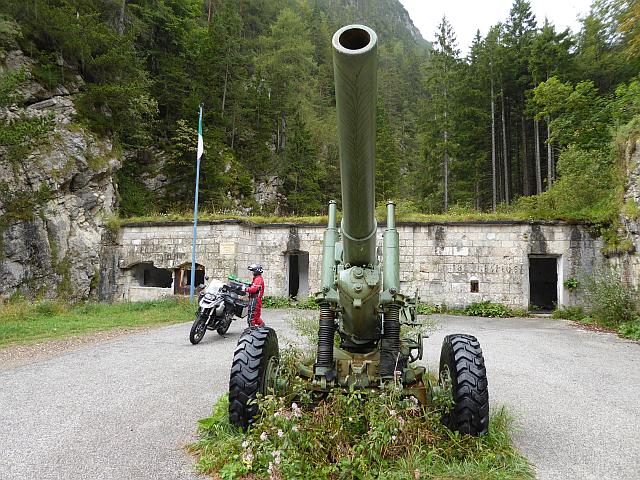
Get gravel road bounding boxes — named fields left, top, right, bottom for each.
left=1, top=311, right=639, bottom=480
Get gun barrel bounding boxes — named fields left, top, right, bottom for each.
left=332, top=25, right=378, bottom=266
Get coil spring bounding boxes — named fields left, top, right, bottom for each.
left=379, top=305, right=401, bottom=378
left=316, top=303, right=335, bottom=368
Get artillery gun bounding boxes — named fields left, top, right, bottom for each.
left=228, top=24, right=489, bottom=436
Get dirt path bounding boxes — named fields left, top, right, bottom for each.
left=1, top=311, right=638, bottom=479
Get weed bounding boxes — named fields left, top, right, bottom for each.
left=552, top=306, right=587, bottom=322
left=582, top=269, right=638, bottom=327
left=464, top=301, right=515, bottom=318
left=191, top=360, right=533, bottom=480
left=563, top=277, right=580, bottom=291
left=618, top=321, right=640, bottom=340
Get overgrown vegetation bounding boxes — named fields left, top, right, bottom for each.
left=0, top=298, right=193, bottom=348
left=553, top=268, right=640, bottom=340
left=190, top=346, right=533, bottom=480
left=463, top=301, right=524, bottom=318
left=262, top=296, right=319, bottom=310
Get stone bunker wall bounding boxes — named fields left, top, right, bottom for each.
left=111, top=221, right=605, bottom=310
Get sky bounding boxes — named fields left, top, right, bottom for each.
left=398, top=0, right=594, bottom=54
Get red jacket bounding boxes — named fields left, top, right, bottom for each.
left=246, top=274, right=264, bottom=298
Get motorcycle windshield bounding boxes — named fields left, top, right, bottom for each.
left=204, top=279, right=224, bottom=295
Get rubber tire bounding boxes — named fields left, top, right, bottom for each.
left=228, top=327, right=279, bottom=430
left=216, top=312, right=233, bottom=336
left=189, top=315, right=207, bottom=345
left=439, top=334, right=489, bottom=436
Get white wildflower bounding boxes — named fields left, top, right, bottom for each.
left=242, top=440, right=249, bottom=449
left=277, top=429, right=284, bottom=438
left=392, top=435, right=397, bottom=441
left=389, top=410, right=396, bottom=416
left=292, top=425, right=299, bottom=432
left=260, top=431, right=268, bottom=441
left=242, top=450, right=254, bottom=463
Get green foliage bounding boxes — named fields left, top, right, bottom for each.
left=0, top=298, right=193, bottom=348
left=262, top=296, right=319, bottom=310
left=115, top=159, right=156, bottom=218
left=552, top=306, right=587, bottom=321
left=2, top=0, right=639, bottom=224
left=416, top=303, right=447, bottom=315
left=463, top=301, right=516, bottom=318
left=618, top=320, right=640, bottom=340
left=582, top=269, right=639, bottom=328
left=191, top=352, right=532, bottom=479
left=563, top=277, right=579, bottom=291
left=0, top=68, right=55, bottom=164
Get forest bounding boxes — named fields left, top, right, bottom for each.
left=0, top=0, right=639, bottom=225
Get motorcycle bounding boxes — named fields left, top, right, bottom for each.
left=189, top=277, right=250, bottom=345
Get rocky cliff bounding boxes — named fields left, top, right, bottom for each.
left=614, top=135, right=640, bottom=288
left=0, top=50, right=120, bottom=300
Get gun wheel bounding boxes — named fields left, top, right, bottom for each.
left=439, top=334, right=489, bottom=436
left=228, top=326, right=279, bottom=430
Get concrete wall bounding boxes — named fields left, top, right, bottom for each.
left=113, top=220, right=605, bottom=309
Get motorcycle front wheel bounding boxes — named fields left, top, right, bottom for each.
left=189, top=313, right=207, bottom=345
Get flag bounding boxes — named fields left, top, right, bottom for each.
left=197, top=104, right=204, bottom=161
left=191, top=104, right=204, bottom=301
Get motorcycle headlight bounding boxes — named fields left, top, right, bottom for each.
left=204, top=293, right=216, bottom=301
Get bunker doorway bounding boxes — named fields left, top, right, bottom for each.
left=529, top=256, right=558, bottom=312
left=287, top=251, right=309, bottom=299
left=174, top=263, right=205, bottom=295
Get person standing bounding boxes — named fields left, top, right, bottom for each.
left=245, top=263, right=265, bottom=327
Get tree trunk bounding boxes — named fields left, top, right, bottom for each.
left=522, top=112, right=529, bottom=196
left=221, top=62, right=229, bottom=118
left=444, top=129, right=449, bottom=212
left=546, top=117, right=553, bottom=187
left=280, top=110, right=286, bottom=151
left=534, top=118, right=542, bottom=194
left=231, top=108, right=236, bottom=149
left=117, top=0, right=125, bottom=36
left=500, top=86, right=510, bottom=204
left=490, top=68, right=497, bottom=211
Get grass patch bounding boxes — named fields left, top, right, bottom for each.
left=190, top=369, right=532, bottom=479
left=0, top=298, right=194, bottom=348
left=109, top=208, right=590, bottom=230
left=262, top=296, right=319, bottom=310
left=417, top=301, right=528, bottom=318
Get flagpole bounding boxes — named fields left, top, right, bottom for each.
left=190, top=104, right=204, bottom=301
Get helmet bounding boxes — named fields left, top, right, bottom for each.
left=248, top=263, right=263, bottom=275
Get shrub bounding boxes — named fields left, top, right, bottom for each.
left=262, top=296, right=295, bottom=309
left=582, top=269, right=639, bottom=327
left=552, top=306, right=587, bottom=321
left=464, top=301, right=514, bottom=318
left=416, top=303, right=447, bottom=315
left=619, top=321, right=640, bottom=340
